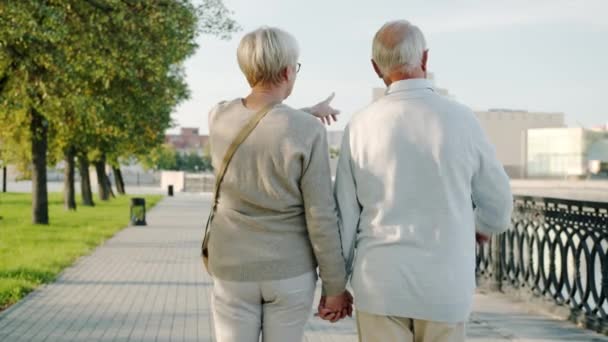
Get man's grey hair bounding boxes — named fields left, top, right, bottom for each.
left=372, top=20, right=427, bottom=75
left=237, top=26, right=299, bottom=87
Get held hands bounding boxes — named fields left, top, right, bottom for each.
left=308, top=93, right=340, bottom=126
left=476, top=232, right=490, bottom=244
left=317, top=290, right=353, bottom=323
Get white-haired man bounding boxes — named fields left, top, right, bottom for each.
left=333, top=20, right=513, bottom=341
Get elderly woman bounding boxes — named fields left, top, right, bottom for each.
left=206, top=26, right=351, bottom=341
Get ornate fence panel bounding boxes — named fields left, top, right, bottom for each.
left=476, top=195, right=608, bottom=334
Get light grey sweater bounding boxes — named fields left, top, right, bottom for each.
left=207, top=99, right=347, bottom=296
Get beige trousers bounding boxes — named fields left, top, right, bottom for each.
left=356, top=311, right=465, bottom=342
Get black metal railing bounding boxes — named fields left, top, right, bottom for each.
left=476, top=195, right=608, bottom=334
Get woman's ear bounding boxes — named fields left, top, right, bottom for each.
left=281, top=66, right=291, bottom=82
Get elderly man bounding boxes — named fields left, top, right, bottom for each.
left=333, top=20, right=513, bottom=341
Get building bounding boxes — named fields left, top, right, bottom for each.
left=526, top=127, right=608, bottom=178
left=591, top=123, right=608, bottom=131
left=165, top=127, right=209, bottom=156
left=475, top=109, right=565, bottom=178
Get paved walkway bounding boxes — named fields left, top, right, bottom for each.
left=0, top=195, right=606, bottom=341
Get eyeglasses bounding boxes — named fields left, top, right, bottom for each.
left=296, top=63, right=301, bottom=73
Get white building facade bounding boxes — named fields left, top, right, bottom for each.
left=475, top=109, right=565, bottom=178
left=527, top=127, right=608, bottom=178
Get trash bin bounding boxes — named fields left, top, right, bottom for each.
left=130, top=198, right=147, bottom=226
left=168, top=185, right=174, bottom=197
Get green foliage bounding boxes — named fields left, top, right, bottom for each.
left=176, top=152, right=213, bottom=172
left=329, top=147, right=340, bottom=159
left=140, top=144, right=178, bottom=171
left=141, top=144, right=212, bottom=172
left=0, top=0, right=239, bottom=160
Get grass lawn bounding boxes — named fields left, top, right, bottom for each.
left=0, top=192, right=163, bottom=311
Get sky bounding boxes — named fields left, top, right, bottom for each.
left=169, top=0, right=608, bottom=134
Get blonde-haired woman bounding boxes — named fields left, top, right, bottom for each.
left=206, top=26, right=351, bottom=341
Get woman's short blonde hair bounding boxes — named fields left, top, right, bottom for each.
left=237, top=26, right=300, bottom=87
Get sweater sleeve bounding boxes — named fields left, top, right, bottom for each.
left=471, top=119, right=514, bottom=235
left=300, top=126, right=347, bottom=296
left=334, top=125, right=360, bottom=278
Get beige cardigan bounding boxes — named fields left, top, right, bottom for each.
left=207, top=99, right=347, bottom=296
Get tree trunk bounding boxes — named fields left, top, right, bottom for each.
left=31, top=108, right=49, bottom=224
left=2, top=166, right=6, bottom=193
left=94, top=155, right=111, bottom=201
left=78, top=153, right=95, bottom=207
left=63, top=147, right=77, bottom=211
left=108, top=177, right=116, bottom=198
left=106, top=165, right=115, bottom=199
left=113, top=167, right=126, bottom=195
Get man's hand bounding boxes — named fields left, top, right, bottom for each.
left=318, top=290, right=353, bottom=323
left=305, top=92, right=340, bottom=126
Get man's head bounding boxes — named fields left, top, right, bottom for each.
left=237, top=26, right=300, bottom=98
left=371, top=20, right=428, bottom=86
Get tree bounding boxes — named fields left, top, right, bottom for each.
left=140, top=145, right=213, bottom=172
left=0, top=1, right=71, bottom=223
left=0, top=0, right=238, bottom=222
left=63, top=146, right=77, bottom=210
left=176, top=152, right=211, bottom=172
left=141, top=144, right=178, bottom=171
left=0, top=147, right=7, bottom=193
left=329, top=147, right=340, bottom=159
left=78, top=152, right=95, bottom=207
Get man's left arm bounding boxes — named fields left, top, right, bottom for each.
left=471, top=119, right=513, bottom=236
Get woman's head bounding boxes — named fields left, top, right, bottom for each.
left=237, top=27, right=300, bottom=98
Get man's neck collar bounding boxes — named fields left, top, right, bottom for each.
left=385, top=78, right=434, bottom=95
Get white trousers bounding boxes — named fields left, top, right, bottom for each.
left=211, top=271, right=317, bottom=342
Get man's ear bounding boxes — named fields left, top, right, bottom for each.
left=421, top=49, right=429, bottom=73
left=371, top=59, right=383, bottom=79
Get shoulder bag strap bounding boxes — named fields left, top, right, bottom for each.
left=202, top=102, right=277, bottom=251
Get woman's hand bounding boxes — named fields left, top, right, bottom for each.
left=303, top=93, right=340, bottom=126
left=318, top=290, right=353, bottom=323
